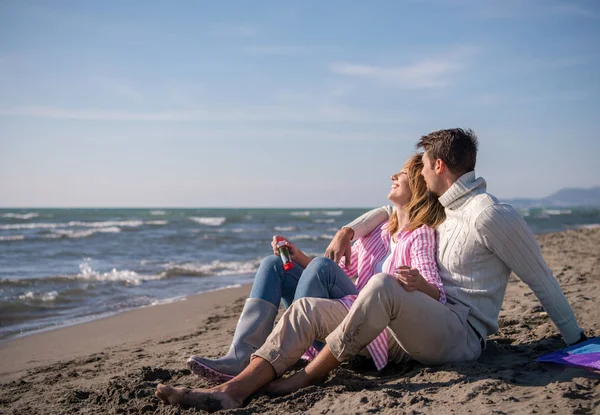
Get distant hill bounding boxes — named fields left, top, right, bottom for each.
left=504, top=186, right=600, bottom=208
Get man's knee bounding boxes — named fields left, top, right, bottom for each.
left=287, top=297, right=332, bottom=322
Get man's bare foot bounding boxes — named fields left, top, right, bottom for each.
left=264, top=369, right=313, bottom=396
left=155, top=384, right=242, bottom=412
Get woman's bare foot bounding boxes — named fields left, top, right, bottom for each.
left=155, top=384, right=242, bottom=412
left=264, top=369, right=313, bottom=396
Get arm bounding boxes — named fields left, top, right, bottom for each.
left=476, top=204, right=583, bottom=345
left=324, top=206, right=392, bottom=265
left=345, top=206, right=392, bottom=241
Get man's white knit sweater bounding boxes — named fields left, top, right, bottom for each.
left=346, top=171, right=583, bottom=345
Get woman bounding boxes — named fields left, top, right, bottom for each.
left=186, top=153, right=445, bottom=385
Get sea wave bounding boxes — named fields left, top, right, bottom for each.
left=189, top=216, right=227, bottom=226
left=314, top=219, right=335, bottom=224
left=322, top=210, right=343, bottom=216
left=18, top=290, right=59, bottom=302
left=146, top=220, right=168, bottom=225
left=50, top=226, right=122, bottom=239
left=290, top=234, right=335, bottom=241
left=1, top=213, right=39, bottom=220
left=0, top=219, right=146, bottom=231
left=78, top=259, right=162, bottom=285
left=290, top=211, right=311, bottom=217
left=160, top=258, right=261, bottom=278
left=0, top=235, right=25, bottom=242
left=150, top=210, right=167, bottom=216
left=274, top=226, right=296, bottom=232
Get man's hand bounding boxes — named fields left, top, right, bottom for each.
left=395, top=266, right=427, bottom=292
left=324, top=227, right=354, bottom=267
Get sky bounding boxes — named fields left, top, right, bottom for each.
left=1, top=0, right=599, bottom=208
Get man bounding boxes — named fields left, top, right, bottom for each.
left=155, top=128, right=585, bottom=411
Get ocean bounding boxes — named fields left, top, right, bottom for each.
left=1, top=207, right=599, bottom=340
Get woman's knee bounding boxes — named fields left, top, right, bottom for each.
left=259, top=255, right=283, bottom=271
left=303, top=257, right=336, bottom=281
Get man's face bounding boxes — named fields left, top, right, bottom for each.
left=421, top=151, right=438, bottom=194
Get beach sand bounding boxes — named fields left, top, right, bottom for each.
left=1, top=228, right=599, bottom=414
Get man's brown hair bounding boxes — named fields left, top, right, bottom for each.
left=416, top=128, right=479, bottom=175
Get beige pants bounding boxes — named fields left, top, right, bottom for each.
left=254, top=273, right=482, bottom=377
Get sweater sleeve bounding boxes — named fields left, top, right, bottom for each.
left=409, top=227, right=446, bottom=304
left=344, top=206, right=392, bottom=241
left=476, top=204, right=583, bottom=344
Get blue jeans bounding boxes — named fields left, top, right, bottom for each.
left=249, top=256, right=358, bottom=309
left=249, top=256, right=358, bottom=351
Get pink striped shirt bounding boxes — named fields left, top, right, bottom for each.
left=337, top=221, right=445, bottom=370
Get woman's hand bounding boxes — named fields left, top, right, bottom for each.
left=271, top=236, right=299, bottom=259
left=271, top=235, right=312, bottom=268
left=394, top=266, right=427, bottom=292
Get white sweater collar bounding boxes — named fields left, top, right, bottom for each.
left=438, top=171, right=487, bottom=210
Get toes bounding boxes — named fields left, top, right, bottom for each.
left=155, top=391, right=169, bottom=405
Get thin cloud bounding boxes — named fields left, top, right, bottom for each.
left=330, top=58, right=465, bottom=89
left=0, top=105, right=401, bottom=124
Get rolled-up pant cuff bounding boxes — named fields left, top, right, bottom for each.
left=251, top=349, right=290, bottom=378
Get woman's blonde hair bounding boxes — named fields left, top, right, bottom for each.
left=386, top=153, right=446, bottom=236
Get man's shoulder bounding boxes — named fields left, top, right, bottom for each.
left=472, top=194, right=522, bottom=227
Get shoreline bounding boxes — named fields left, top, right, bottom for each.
left=0, top=284, right=252, bottom=382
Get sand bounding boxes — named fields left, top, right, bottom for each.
left=1, top=228, right=599, bottom=414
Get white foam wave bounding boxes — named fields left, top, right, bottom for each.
left=322, top=210, right=343, bottom=216
left=274, top=226, right=296, bottom=232
left=146, top=220, right=168, bottom=225
left=291, top=234, right=334, bottom=241
left=290, top=211, right=311, bottom=217
left=150, top=210, right=167, bottom=215
left=0, top=219, right=145, bottom=231
left=162, top=258, right=262, bottom=277
left=189, top=216, right=226, bottom=226
left=78, top=259, right=161, bottom=285
left=19, top=290, right=58, bottom=302
left=1, top=213, right=39, bottom=220
left=291, top=234, right=316, bottom=240
left=576, top=223, right=600, bottom=230
left=314, top=219, right=335, bottom=224
left=544, top=209, right=572, bottom=216
left=0, top=235, right=25, bottom=241
left=149, top=297, right=187, bottom=306
left=52, top=226, right=121, bottom=239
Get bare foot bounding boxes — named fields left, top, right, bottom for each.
left=155, top=384, right=242, bottom=412
left=264, top=370, right=312, bottom=396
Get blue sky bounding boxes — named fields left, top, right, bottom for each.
left=1, top=0, right=599, bottom=208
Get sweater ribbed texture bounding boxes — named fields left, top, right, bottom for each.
left=347, top=172, right=582, bottom=345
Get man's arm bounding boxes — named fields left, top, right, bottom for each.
left=324, top=206, right=392, bottom=265
left=476, top=204, right=583, bottom=345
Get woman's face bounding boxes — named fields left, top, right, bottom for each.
left=387, top=168, right=412, bottom=206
